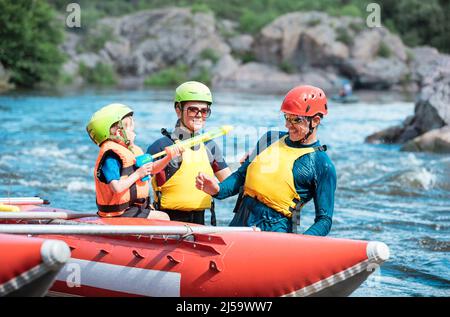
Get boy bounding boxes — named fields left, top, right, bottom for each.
left=86, top=103, right=182, bottom=219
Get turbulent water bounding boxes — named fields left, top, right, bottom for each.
left=0, top=89, right=449, bottom=297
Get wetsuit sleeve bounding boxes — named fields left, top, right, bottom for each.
left=303, top=157, right=337, bottom=236
left=205, top=140, right=228, bottom=172
left=100, top=153, right=122, bottom=184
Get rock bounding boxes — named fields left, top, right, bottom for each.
left=401, top=126, right=450, bottom=153
left=350, top=30, right=381, bottom=61
left=213, top=61, right=337, bottom=94
left=104, top=39, right=130, bottom=61
left=253, top=12, right=409, bottom=89
left=366, top=49, right=450, bottom=152
left=62, top=60, right=79, bottom=77
left=253, top=11, right=356, bottom=70
left=347, top=58, right=409, bottom=89
left=110, top=8, right=229, bottom=77
left=217, top=19, right=238, bottom=37
left=0, top=62, right=14, bottom=92
left=75, top=53, right=102, bottom=68
left=60, top=32, right=81, bottom=58
left=228, top=35, right=254, bottom=55
left=212, top=54, right=240, bottom=82
left=0, top=62, right=5, bottom=78
left=212, top=62, right=300, bottom=93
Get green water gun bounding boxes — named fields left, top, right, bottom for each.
left=136, top=125, right=233, bottom=181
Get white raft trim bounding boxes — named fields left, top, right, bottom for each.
left=283, top=241, right=390, bottom=297
left=0, top=224, right=260, bottom=235
left=0, top=212, right=98, bottom=220
left=54, top=258, right=181, bottom=297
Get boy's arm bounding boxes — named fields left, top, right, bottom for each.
left=109, top=164, right=153, bottom=194
left=150, top=145, right=184, bottom=175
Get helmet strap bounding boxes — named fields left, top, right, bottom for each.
left=110, top=119, right=132, bottom=150
left=299, top=118, right=315, bottom=144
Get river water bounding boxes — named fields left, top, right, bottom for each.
left=0, top=89, right=449, bottom=297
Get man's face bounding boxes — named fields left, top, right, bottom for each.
left=177, top=101, right=210, bottom=132
left=284, top=114, right=311, bottom=142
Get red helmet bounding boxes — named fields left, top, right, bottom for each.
left=281, top=85, right=328, bottom=116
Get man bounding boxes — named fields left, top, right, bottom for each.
left=147, top=81, right=231, bottom=225
left=196, top=85, right=336, bottom=236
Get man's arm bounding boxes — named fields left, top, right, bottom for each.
left=303, top=158, right=337, bottom=236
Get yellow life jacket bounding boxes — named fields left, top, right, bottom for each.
left=152, top=142, right=214, bottom=211
left=243, top=135, right=315, bottom=218
left=94, top=141, right=149, bottom=217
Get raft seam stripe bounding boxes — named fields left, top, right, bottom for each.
left=0, top=263, right=52, bottom=296
left=283, top=259, right=371, bottom=297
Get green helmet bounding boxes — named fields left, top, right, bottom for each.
left=174, top=81, right=212, bottom=105
left=86, top=103, right=133, bottom=146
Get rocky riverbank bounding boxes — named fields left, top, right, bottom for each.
left=58, top=8, right=422, bottom=94
left=366, top=47, right=450, bottom=153
left=2, top=7, right=449, bottom=153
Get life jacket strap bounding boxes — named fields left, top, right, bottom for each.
left=97, top=198, right=148, bottom=217
left=210, top=200, right=216, bottom=226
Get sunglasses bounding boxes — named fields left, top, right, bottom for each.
left=185, top=106, right=211, bottom=118
left=284, top=114, right=309, bottom=125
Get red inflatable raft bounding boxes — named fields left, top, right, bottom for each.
left=0, top=233, right=70, bottom=296
left=0, top=205, right=390, bottom=297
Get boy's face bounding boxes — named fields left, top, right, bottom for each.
left=111, top=116, right=136, bottom=145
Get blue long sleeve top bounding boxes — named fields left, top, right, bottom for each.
left=215, top=131, right=337, bottom=236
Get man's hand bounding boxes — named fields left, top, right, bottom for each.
left=196, top=172, right=220, bottom=196
left=165, top=144, right=184, bottom=159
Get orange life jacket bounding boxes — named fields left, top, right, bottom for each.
left=94, top=141, right=149, bottom=217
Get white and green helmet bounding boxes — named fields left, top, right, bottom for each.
left=174, top=81, right=212, bottom=105
left=86, top=103, right=133, bottom=146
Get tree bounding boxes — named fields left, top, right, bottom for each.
left=0, top=0, right=65, bottom=87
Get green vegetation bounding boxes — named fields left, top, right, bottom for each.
left=191, top=3, right=212, bottom=14
left=0, top=0, right=65, bottom=88
left=192, top=67, right=212, bottom=85
left=144, top=63, right=212, bottom=87
left=3, top=0, right=448, bottom=90
left=349, top=21, right=364, bottom=33
left=307, top=18, right=322, bottom=27
left=200, top=49, right=220, bottom=64
left=235, top=52, right=257, bottom=63
left=377, top=41, right=392, bottom=58
left=45, top=0, right=450, bottom=54
left=279, top=61, right=296, bottom=74
left=79, top=62, right=117, bottom=86
left=336, top=27, right=353, bottom=46
left=144, top=64, right=189, bottom=87
left=382, top=0, right=449, bottom=53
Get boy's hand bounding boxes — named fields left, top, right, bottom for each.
left=165, top=144, right=184, bottom=159
left=136, top=162, right=153, bottom=179
left=195, top=172, right=220, bottom=196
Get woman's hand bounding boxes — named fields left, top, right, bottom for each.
left=196, top=172, right=220, bottom=196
